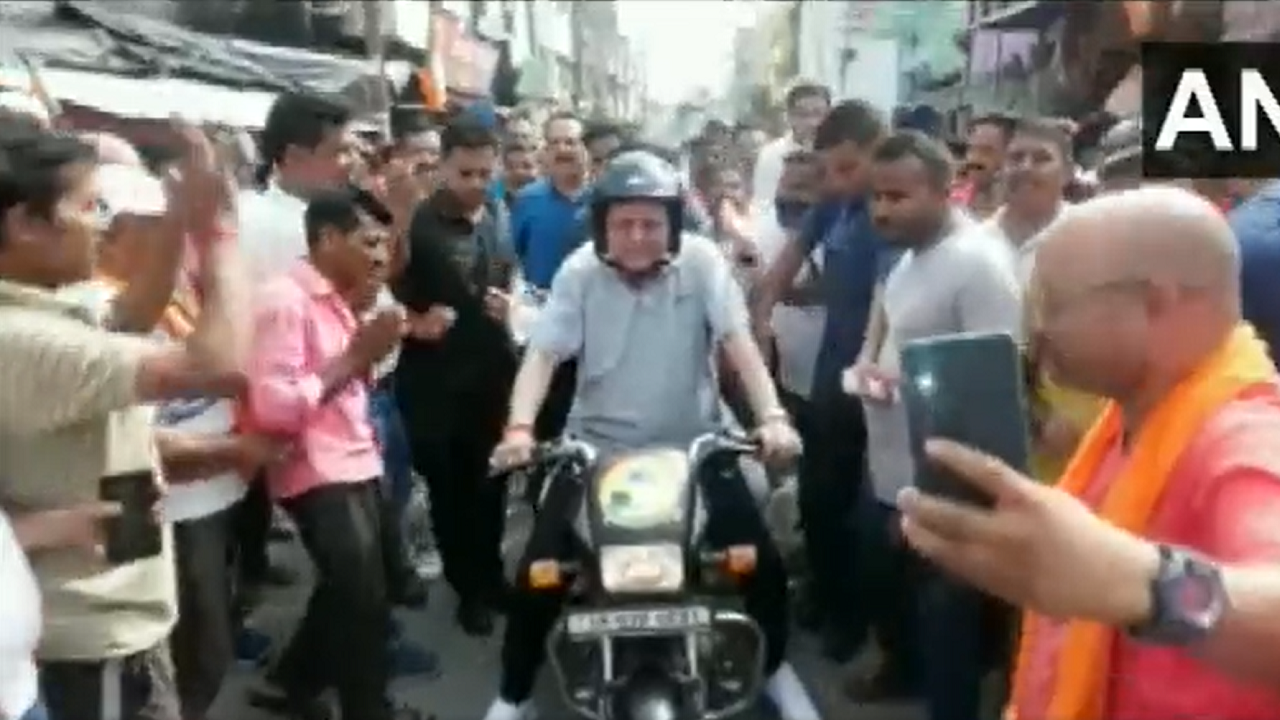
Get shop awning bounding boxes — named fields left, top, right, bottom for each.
left=0, top=1, right=393, bottom=117
left=0, top=65, right=277, bottom=128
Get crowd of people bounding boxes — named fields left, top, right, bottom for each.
left=4, top=68, right=1280, bottom=720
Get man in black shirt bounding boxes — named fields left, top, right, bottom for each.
left=392, top=120, right=519, bottom=636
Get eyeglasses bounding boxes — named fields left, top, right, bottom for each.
left=69, top=196, right=113, bottom=234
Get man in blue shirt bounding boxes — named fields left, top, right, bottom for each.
left=509, top=111, right=590, bottom=440
left=510, top=111, right=590, bottom=290
left=753, top=100, right=897, bottom=662
left=1228, top=179, right=1280, bottom=364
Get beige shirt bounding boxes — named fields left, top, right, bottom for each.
left=0, top=280, right=175, bottom=661
left=981, top=203, right=1073, bottom=286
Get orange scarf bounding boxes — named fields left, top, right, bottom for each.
left=1007, top=324, right=1276, bottom=719
left=94, top=273, right=199, bottom=339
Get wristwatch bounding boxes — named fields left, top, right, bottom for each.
left=1127, top=544, right=1228, bottom=646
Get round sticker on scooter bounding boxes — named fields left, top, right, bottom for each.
left=596, top=449, right=689, bottom=529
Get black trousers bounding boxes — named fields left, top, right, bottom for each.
left=40, top=644, right=181, bottom=720
left=853, top=484, right=919, bottom=684
left=169, top=507, right=236, bottom=719
left=799, top=394, right=866, bottom=632
left=234, top=473, right=272, bottom=586
left=534, top=358, right=577, bottom=441
left=497, top=455, right=790, bottom=703
left=406, top=417, right=508, bottom=603
left=275, top=481, right=393, bottom=720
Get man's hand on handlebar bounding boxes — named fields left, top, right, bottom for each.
left=754, top=412, right=802, bottom=466
left=491, top=424, right=537, bottom=472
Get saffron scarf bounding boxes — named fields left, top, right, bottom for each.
left=1007, top=324, right=1276, bottom=720
left=94, top=273, right=198, bottom=339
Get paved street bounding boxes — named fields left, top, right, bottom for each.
left=208, top=505, right=927, bottom=720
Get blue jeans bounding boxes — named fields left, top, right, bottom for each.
left=370, top=380, right=413, bottom=513
left=21, top=701, right=49, bottom=720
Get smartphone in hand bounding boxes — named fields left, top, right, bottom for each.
left=98, top=470, right=162, bottom=564
left=899, top=332, right=1031, bottom=507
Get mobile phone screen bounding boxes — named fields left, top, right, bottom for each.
left=98, top=470, right=162, bottom=564
left=899, top=332, right=1032, bottom=507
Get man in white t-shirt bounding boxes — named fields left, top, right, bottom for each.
left=756, top=150, right=826, bottom=406
left=846, top=132, right=1022, bottom=713
left=240, top=93, right=439, bottom=702
left=980, top=117, right=1075, bottom=286
left=242, top=95, right=431, bottom=608
left=1, top=504, right=128, bottom=720
left=748, top=85, right=829, bottom=493
left=0, top=506, right=44, bottom=720
left=750, top=82, right=830, bottom=214
left=76, top=160, right=291, bottom=719
left=235, top=99, right=337, bottom=605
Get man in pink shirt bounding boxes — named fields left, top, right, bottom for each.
left=246, top=186, right=426, bottom=720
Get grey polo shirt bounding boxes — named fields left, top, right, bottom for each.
left=528, top=233, right=749, bottom=454
left=865, top=217, right=1024, bottom=504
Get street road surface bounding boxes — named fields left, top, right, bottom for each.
left=208, top=511, right=929, bottom=720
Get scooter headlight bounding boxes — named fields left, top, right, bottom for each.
left=599, top=543, right=685, bottom=594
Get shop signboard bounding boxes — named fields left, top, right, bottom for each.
left=430, top=10, right=498, bottom=96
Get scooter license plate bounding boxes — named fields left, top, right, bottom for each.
left=565, top=606, right=712, bottom=637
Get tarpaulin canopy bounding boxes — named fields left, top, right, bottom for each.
left=0, top=64, right=278, bottom=128
left=0, top=0, right=391, bottom=124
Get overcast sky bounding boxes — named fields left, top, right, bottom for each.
left=616, top=0, right=763, bottom=105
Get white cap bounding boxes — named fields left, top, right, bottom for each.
left=0, top=89, right=50, bottom=124
left=97, top=163, right=168, bottom=221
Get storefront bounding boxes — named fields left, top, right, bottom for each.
left=1060, top=0, right=1224, bottom=113
left=430, top=9, right=499, bottom=106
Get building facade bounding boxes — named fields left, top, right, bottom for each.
left=797, top=1, right=901, bottom=118
left=964, top=0, right=1243, bottom=122
left=570, top=0, right=623, bottom=117
left=877, top=0, right=967, bottom=106
left=729, top=1, right=797, bottom=130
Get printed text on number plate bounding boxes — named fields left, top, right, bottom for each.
left=566, top=606, right=712, bottom=636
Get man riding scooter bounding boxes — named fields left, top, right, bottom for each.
left=483, top=151, right=822, bottom=720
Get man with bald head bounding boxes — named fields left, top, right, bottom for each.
left=901, top=185, right=1280, bottom=720
left=1031, top=186, right=1243, bottom=403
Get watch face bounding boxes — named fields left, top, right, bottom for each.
left=1131, top=545, right=1226, bottom=645
left=1175, top=574, right=1219, bottom=617
left=1167, top=556, right=1227, bottom=632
